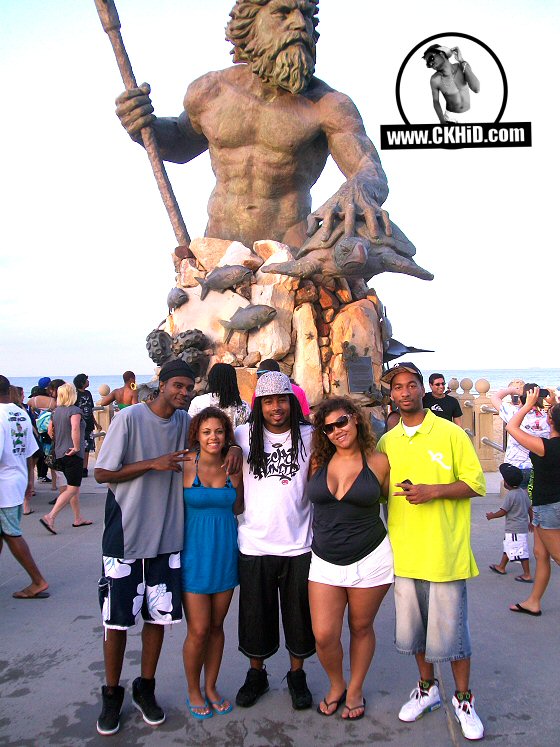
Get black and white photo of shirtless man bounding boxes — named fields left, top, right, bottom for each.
left=423, top=45, right=480, bottom=124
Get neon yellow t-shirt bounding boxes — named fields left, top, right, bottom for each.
left=377, top=410, right=486, bottom=582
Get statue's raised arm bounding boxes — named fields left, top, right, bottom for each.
left=115, top=82, right=209, bottom=164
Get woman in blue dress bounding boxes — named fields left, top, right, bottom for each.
left=182, top=406, right=243, bottom=719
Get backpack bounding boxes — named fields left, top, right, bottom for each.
left=36, top=410, right=52, bottom=434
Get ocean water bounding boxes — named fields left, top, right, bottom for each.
left=8, top=369, right=560, bottom=400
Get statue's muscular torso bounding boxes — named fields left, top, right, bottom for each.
left=183, top=65, right=335, bottom=247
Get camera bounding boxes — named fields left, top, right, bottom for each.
left=519, top=387, right=549, bottom=405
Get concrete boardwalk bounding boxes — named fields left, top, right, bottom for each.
left=0, top=469, right=558, bottom=746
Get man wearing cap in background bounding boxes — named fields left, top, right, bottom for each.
left=423, top=373, right=463, bottom=426
left=422, top=44, right=480, bottom=124
left=93, top=360, right=241, bottom=735
left=377, top=362, right=486, bottom=741
left=234, top=371, right=315, bottom=711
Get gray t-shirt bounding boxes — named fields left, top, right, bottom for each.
left=501, top=487, right=531, bottom=534
left=52, top=405, right=85, bottom=459
left=96, top=403, right=191, bottom=558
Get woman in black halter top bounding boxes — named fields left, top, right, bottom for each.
left=308, top=397, right=394, bottom=721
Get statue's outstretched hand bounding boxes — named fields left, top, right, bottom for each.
left=115, top=82, right=155, bottom=136
left=306, top=173, right=391, bottom=246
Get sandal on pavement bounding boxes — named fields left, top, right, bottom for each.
left=341, top=698, right=366, bottom=720
left=40, top=518, right=56, bottom=535
left=317, top=689, right=346, bottom=716
left=12, top=589, right=50, bottom=599
left=186, top=698, right=213, bottom=720
left=515, top=576, right=533, bottom=583
left=210, top=697, right=233, bottom=715
left=489, top=565, right=506, bottom=575
left=509, top=602, right=541, bottom=616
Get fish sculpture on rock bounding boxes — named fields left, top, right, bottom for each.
left=167, top=287, right=189, bottom=313
left=219, top=305, right=277, bottom=344
left=195, top=265, right=253, bottom=301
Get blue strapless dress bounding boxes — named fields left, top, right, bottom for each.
left=181, top=474, right=239, bottom=594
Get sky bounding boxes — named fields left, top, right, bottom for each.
left=1, top=0, right=558, bottom=376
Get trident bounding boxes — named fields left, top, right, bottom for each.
left=94, top=0, right=192, bottom=258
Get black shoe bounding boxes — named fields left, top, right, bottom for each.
left=131, top=677, right=165, bottom=726
left=82, top=468, right=89, bottom=477
left=286, top=669, right=312, bottom=710
left=39, top=477, right=52, bottom=483
left=97, top=685, right=125, bottom=736
left=48, top=498, right=57, bottom=505
left=235, top=667, right=269, bottom=707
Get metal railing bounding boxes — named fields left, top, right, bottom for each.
left=481, top=437, right=504, bottom=453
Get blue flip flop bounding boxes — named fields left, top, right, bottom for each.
left=186, top=698, right=213, bottom=720
left=210, top=697, right=233, bottom=715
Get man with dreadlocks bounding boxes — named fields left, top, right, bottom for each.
left=115, top=0, right=393, bottom=254
left=233, top=371, right=314, bottom=710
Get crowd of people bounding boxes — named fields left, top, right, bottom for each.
left=2, top=362, right=559, bottom=742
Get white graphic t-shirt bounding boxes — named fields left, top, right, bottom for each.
left=0, top=404, right=38, bottom=508
left=234, top=423, right=313, bottom=556
left=500, top=402, right=550, bottom=469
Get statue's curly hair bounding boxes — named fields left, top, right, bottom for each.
left=226, top=0, right=320, bottom=62
left=311, top=396, right=377, bottom=469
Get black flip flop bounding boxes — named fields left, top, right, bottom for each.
left=341, top=698, right=366, bottom=721
left=12, top=590, right=50, bottom=599
left=510, top=603, right=541, bottom=617
left=317, top=689, right=346, bottom=716
left=489, top=564, right=506, bottom=576
left=39, top=518, right=57, bottom=535
left=514, top=576, right=533, bottom=583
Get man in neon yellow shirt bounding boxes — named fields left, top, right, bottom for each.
left=377, top=362, right=486, bottom=741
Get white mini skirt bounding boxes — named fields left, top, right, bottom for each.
left=308, top=535, right=394, bottom=588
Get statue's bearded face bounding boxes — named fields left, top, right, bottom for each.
left=229, top=1, right=318, bottom=94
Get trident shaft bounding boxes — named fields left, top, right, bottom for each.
left=94, top=0, right=192, bottom=255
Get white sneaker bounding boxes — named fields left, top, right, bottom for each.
left=398, top=680, right=441, bottom=722
left=452, top=694, right=484, bottom=740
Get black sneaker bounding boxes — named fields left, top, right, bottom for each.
left=39, top=477, right=52, bottom=483
left=131, top=677, right=165, bottom=726
left=235, top=667, right=269, bottom=707
left=286, top=669, right=312, bottom=710
left=97, top=685, right=125, bottom=736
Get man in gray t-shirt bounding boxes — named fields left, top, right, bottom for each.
left=94, top=361, right=195, bottom=736
left=93, top=359, right=243, bottom=736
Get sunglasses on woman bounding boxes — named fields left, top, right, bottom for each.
left=322, top=414, right=352, bottom=435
